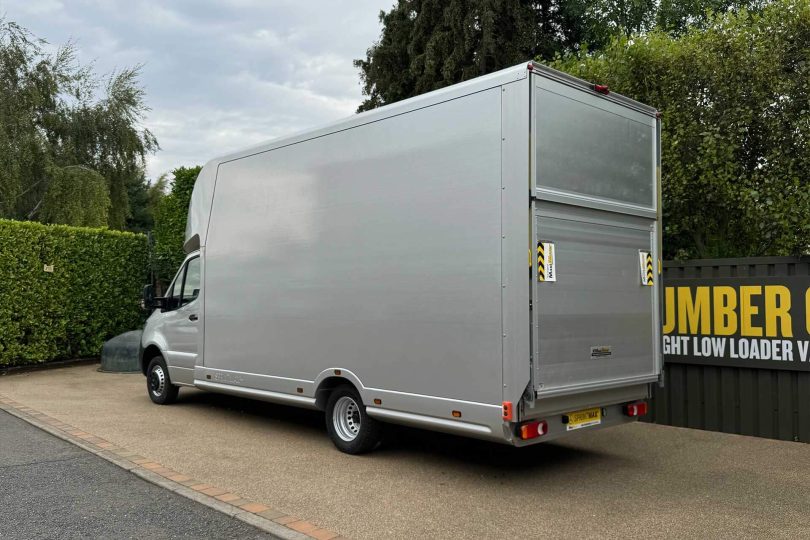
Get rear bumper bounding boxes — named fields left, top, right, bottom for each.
left=507, top=382, right=650, bottom=446
left=510, top=402, right=641, bottom=447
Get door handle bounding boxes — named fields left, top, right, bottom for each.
left=188, top=314, right=198, bottom=321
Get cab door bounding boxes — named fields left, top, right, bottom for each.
left=161, top=254, right=201, bottom=382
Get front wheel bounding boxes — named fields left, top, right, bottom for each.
left=146, top=356, right=179, bottom=405
left=325, top=387, right=382, bottom=454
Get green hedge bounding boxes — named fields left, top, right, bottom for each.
left=0, top=219, right=148, bottom=366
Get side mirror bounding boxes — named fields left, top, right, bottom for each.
left=141, top=284, right=154, bottom=310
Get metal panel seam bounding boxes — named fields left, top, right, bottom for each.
left=500, top=82, right=506, bottom=405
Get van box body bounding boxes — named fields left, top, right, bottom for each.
left=141, top=62, right=663, bottom=445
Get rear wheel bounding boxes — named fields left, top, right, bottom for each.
left=146, top=356, right=179, bottom=405
left=325, top=387, right=382, bottom=454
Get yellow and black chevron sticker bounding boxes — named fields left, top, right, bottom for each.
left=537, top=241, right=556, bottom=282
left=537, top=241, right=545, bottom=282
left=639, top=251, right=654, bottom=286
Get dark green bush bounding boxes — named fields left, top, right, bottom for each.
left=0, top=219, right=148, bottom=366
left=551, top=0, right=810, bottom=259
left=152, top=166, right=201, bottom=287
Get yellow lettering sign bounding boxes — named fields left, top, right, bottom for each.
left=665, top=284, right=803, bottom=338
left=740, top=286, right=762, bottom=337
left=806, top=287, right=810, bottom=335
left=764, top=285, right=792, bottom=338
left=663, top=287, right=675, bottom=334
left=678, top=286, right=710, bottom=335
left=712, top=286, right=737, bottom=336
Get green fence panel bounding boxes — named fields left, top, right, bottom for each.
left=649, top=256, right=810, bottom=442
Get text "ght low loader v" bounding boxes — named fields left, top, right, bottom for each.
left=140, top=61, right=663, bottom=454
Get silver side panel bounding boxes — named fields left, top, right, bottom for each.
left=203, top=84, right=509, bottom=419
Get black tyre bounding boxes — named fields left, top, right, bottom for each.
left=325, top=386, right=383, bottom=454
left=146, top=355, right=179, bottom=405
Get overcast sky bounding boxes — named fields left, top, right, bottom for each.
left=0, top=0, right=392, bottom=181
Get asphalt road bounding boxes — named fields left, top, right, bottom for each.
left=3, top=365, right=810, bottom=539
left=0, top=409, right=271, bottom=540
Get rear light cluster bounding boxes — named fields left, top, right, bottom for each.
left=624, top=401, right=648, bottom=417
left=518, top=420, right=548, bottom=440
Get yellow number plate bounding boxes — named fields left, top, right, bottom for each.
left=566, top=407, right=602, bottom=431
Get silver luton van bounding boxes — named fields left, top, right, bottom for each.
left=139, top=62, right=663, bottom=454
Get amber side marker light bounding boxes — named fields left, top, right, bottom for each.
left=519, top=420, right=548, bottom=440
left=452, top=410, right=462, bottom=418
left=373, top=398, right=382, bottom=405
left=502, top=401, right=514, bottom=421
left=625, top=401, right=649, bottom=417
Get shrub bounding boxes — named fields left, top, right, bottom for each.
left=0, top=219, right=148, bottom=366
left=151, top=166, right=201, bottom=287
left=551, top=0, right=810, bottom=259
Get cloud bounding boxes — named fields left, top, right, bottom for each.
left=0, top=0, right=393, bottom=180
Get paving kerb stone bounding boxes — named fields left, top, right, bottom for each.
left=0, top=395, right=336, bottom=540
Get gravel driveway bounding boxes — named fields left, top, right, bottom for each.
left=2, top=364, right=809, bottom=539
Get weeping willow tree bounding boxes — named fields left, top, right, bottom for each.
left=40, top=166, right=110, bottom=227
left=0, top=19, right=158, bottom=229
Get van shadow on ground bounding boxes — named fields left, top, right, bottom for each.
left=174, top=389, right=615, bottom=475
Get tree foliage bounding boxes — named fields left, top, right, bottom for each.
left=127, top=172, right=167, bottom=233
left=152, top=166, right=201, bottom=287
left=355, top=0, right=762, bottom=111
left=553, top=0, right=810, bottom=258
left=41, top=165, right=110, bottom=227
left=0, top=19, right=157, bottom=229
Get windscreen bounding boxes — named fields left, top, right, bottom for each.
left=535, top=83, right=655, bottom=208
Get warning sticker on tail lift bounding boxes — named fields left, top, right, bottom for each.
left=639, top=251, right=654, bottom=286
left=537, top=241, right=556, bottom=282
